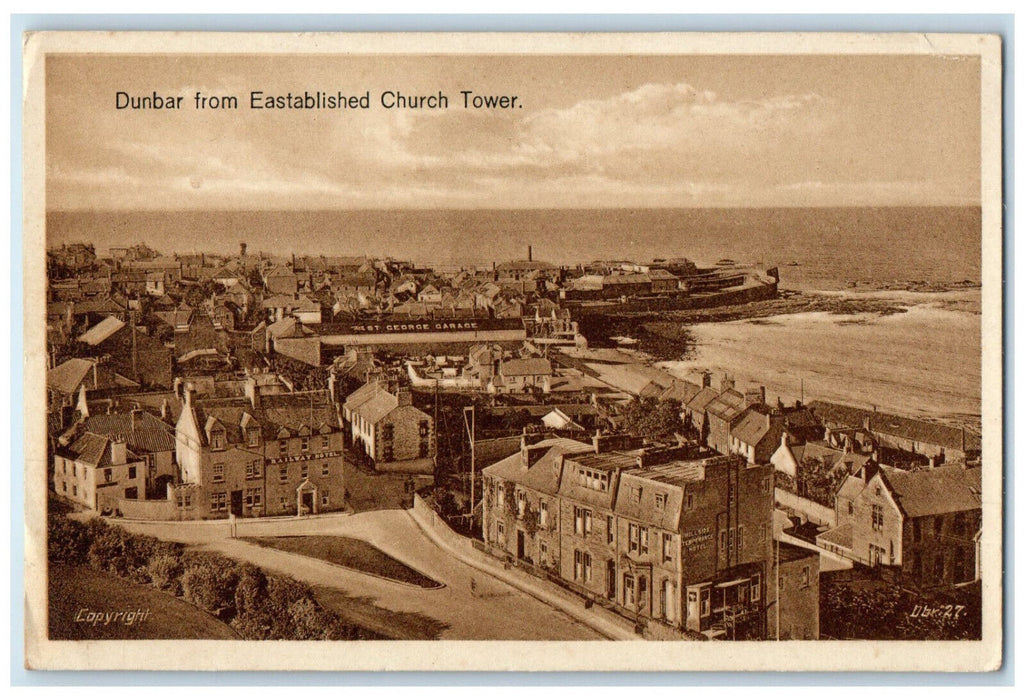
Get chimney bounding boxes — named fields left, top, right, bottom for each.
left=928, top=455, right=936, bottom=470
left=160, top=398, right=169, bottom=421
left=173, top=377, right=182, bottom=399
left=240, top=242, right=247, bottom=258
left=396, top=389, right=413, bottom=407
left=131, top=408, right=143, bottom=432
left=110, top=437, right=128, bottom=466
left=77, top=384, right=90, bottom=418
left=863, top=415, right=872, bottom=432
left=528, top=245, right=533, bottom=262
left=780, top=432, right=788, bottom=447
left=520, top=440, right=547, bottom=469
left=744, top=385, right=765, bottom=408
left=701, top=371, right=712, bottom=388
left=720, top=374, right=735, bottom=393
left=183, top=382, right=195, bottom=408
left=245, top=375, right=260, bottom=409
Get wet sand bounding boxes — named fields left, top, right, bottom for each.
left=659, top=290, right=981, bottom=427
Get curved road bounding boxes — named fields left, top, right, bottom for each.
left=115, top=510, right=604, bottom=641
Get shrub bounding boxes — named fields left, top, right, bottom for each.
left=147, top=553, right=185, bottom=595
left=47, top=513, right=91, bottom=565
left=180, top=554, right=242, bottom=614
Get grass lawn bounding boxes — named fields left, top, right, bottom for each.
left=244, top=536, right=443, bottom=589
left=48, top=564, right=239, bottom=640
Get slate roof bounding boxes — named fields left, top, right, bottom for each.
left=685, top=386, right=721, bottom=414
left=61, top=431, right=141, bottom=467
left=77, top=316, right=126, bottom=345
left=879, top=465, right=982, bottom=518
left=483, top=438, right=592, bottom=497
left=731, top=408, right=774, bottom=446
left=705, top=389, right=747, bottom=422
left=48, top=358, right=98, bottom=395
left=190, top=391, right=338, bottom=445
left=809, top=400, right=981, bottom=452
left=501, top=358, right=553, bottom=377
left=83, top=411, right=176, bottom=454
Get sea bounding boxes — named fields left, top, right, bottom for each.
left=47, top=206, right=981, bottom=291
left=48, top=206, right=985, bottom=419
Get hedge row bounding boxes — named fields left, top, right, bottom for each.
left=48, top=511, right=383, bottom=640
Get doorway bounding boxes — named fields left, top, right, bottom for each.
left=230, top=490, right=243, bottom=516
left=516, top=530, right=525, bottom=560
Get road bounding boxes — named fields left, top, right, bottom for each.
left=114, top=510, right=604, bottom=641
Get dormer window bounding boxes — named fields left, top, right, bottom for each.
left=247, top=428, right=260, bottom=448
left=211, top=429, right=225, bottom=450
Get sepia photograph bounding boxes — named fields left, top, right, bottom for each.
left=22, top=31, right=1003, bottom=672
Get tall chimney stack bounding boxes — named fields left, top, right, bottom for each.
left=240, top=241, right=247, bottom=258
left=528, top=245, right=533, bottom=262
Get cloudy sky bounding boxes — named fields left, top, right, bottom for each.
left=46, top=53, right=981, bottom=210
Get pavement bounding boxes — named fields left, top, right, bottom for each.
left=112, top=509, right=607, bottom=641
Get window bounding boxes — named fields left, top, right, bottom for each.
left=633, top=486, right=642, bottom=504
left=382, top=446, right=394, bottom=462
left=279, top=466, right=288, bottom=484
left=210, top=492, right=227, bottom=511
left=247, top=428, right=260, bottom=447
left=654, top=493, right=666, bottom=510
left=684, top=493, right=694, bottom=510
left=381, top=424, right=394, bottom=441
left=211, top=430, right=224, bottom=450
left=800, top=566, right=810, bottom=588
left=279, top=496, right=288, bottom=510
left=759, top=524, right=767, bottom=543
left=322, top=464, right=329, bottom=477
left=699, top=587, right=710, bottom=617
left=750, top=574, right=761, bottom=602
left=301, top=436, right=310, bottom=453
left=607, top=515, right=615, bottom=544
left=128, top=466, right=136, bottom=480
left=871, top=504, right=884, bottom=531
left=539, top=500, right=549, bottom=528
left=934, top=554, right=945, bottom=581
left=639, top=527, right=649, bottom=555
left=848, top=501, right=855, bottom=516
left=763, top=477, right=771, bottom=494
left=496, top=486, right=504, bottom=510
left=104, top=468, right=112, bottom=483
left=719, top=529, right=727, bottom=552
left=321, top=490, right=330, bottom=506
left=497, top=521, right=505, bottom=541
left=212, top=463, right=225, bottom=483
left=419, top=421, right=430, bottom=438
left=184, top=494, right=192, bottom=508
left=72, top=464, right=77, bottom=477
left=875, top=485, right=882, bottom=496
left=629, top=523, right=639, bottom=552
left=573, top=507, right=592, bottom=536
left=539, top=540, right=549, bottom=563
left=72, top=485, right=77, bottom=496
left=737, top=526, right=745, bottom=552
left=953, top=512, right=966, bottom=535
left=279, top=439, right=288, bottom=456
left=301, top=464, right=309, bottom=479
left=662, top=533, right=673, bottom=563
left=62, top=482, right=67, bottom=493
left=516, top=490, right=526, bottom=518
left=624, top=574, right=636, bottom=605
left=321, top=434, right=330, bottom=450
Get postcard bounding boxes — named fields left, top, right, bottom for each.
left=22, top=31, right=1003, bottom=671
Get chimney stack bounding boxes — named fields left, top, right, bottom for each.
left=245, top=375, right=260, bottom=409
left=240, top=241, right=247, bottom=258
left=161, top=398, right=169, bottom=421
left=396, top=389, right=413, bottom=407
left=110, top=437, right=128, bottom=466
left=701, top=371, right=712, bottom=388
left=528, top=245, right=533, bottom=262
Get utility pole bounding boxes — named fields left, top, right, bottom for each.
left=463, top=404, right=476, bottom=527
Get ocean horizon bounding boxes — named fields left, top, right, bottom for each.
left=47, top=205, right=981, bottom=291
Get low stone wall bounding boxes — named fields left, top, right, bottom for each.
left=411, top=493, right=475, bottom=555
left=112, top=496, right=181, bottom=521
left=775, top=487, right=836, bottom=527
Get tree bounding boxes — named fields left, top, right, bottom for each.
left=620, top=397, right=683, bottom=438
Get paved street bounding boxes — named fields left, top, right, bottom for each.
left=114, top=510, right=605, bottom=641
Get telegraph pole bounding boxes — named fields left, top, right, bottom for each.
left=463, top=404, right=476, bottom=527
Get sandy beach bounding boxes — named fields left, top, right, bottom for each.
left=658, top=289, right=981, bottom=427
